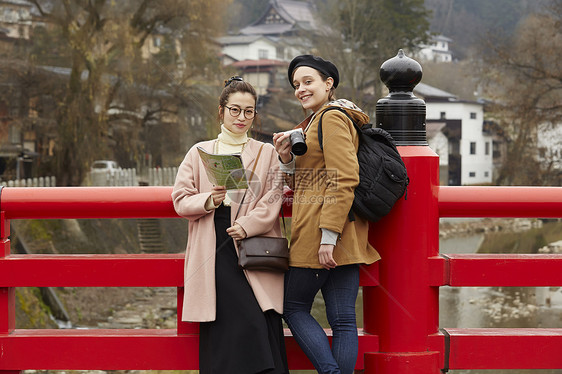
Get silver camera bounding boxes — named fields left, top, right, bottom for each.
left=283, top=128, right=307, bottom=155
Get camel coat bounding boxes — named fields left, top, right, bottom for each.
left=172, top=139, right=284, bottom=322
left=289, top=101, right=381, bottom=268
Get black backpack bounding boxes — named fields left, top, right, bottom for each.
left=318, top=107, right=409, bottom=222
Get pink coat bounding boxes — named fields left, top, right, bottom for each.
left=172, top=139, right=285, bottom=322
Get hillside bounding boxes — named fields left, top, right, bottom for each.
left=423, top=0, right=551, bottom=59
left=226, top=0, right=551, bottom=61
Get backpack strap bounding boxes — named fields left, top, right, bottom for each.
left=318, top=107, right=362, bottom=151
left=317, top=106, right=361, bottom=222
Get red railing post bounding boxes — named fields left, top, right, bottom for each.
left=362, top=51, right=440, bottom=373
left=363, top=146, right=441, bottom=373
left=0, top=207, right=21, bottom=374
left=0, top=211, right=15, bottom=334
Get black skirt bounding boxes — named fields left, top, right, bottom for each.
left=199, top=204, right=288, bottom=374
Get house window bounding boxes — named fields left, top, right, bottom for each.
left=493, top=141, right=501, bottom=159
left=470, top=112, right=477, bottom=119
left=0, top=101, right=7, bottom=118
left=153, top=36, right=161, bottom=47
left=469, top=172, right=476, bottom=177
left=440, top=112, right=446, bottom=119
left=265, top=12, right=282, bottom=24
left=258, top=49, right=269, bottom=59
left=276, top=46, right=284, bottom=60
left=485, top=142, right=490, bottom=155
left=484, top=171, right=489, bottom=177
left=9, top=126, right=21, bottom=144
left=470, top=142, right=476, bottom=155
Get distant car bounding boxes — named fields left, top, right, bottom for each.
left=90, top=160, right=120, bottom=185
left=91, top=160, right=120, bottom=176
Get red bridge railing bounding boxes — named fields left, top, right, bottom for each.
left=1, top=149, right=562, bottom=372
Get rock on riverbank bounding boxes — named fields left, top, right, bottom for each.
left=439, top=218, right=544, bottom=239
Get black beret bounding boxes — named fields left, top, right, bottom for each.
left=288, top=55, right=339, bottom=89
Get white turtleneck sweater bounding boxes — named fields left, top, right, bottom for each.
left=205, top=124, right=249, bottom=209
left=216, top=123, right=249, bottom=155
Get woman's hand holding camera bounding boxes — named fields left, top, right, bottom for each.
left=273, top=132, right=293, bottom=164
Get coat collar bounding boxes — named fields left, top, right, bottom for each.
left=241, top=138, right=262, bottom=171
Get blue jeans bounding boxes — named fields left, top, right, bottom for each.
left=283, top=265, right=360, bottom=374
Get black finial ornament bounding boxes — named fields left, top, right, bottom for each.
left=376, top=49, right=427, bottom=146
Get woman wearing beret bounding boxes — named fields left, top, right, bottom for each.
left=173, top=77, right=288, bottom=374
left=273, top=55, right=380, bottom=374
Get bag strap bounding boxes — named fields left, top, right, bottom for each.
left=317, top=107, right=358, bottom=222
left=317, top=106, right=362, bottom=152
left=248, top=143, right=265, bottom=183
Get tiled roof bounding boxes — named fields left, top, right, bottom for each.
left=432, top=34, right=453, bottom=42
left=277, top=0, right=315, bottom=24
left=241, top=0, right=317, bottom=35
left=414, top=82, right=457, bottom=99
left=241, top=23, right=293, bottom=36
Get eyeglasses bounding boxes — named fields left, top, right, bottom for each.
left=225, top=105, right=256, bottom=119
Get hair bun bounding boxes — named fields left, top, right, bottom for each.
left=224, top=76, right=244, bottom=87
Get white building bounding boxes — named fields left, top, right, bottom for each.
left=216, top=0, right=320, bottom=98
left=426, top=122, right=449, bottom=185
left=217, top=35, right=281, bottom=63
left=418, top=35, right=453, bottom=63
left=218, top=0, right=317, bottom=64
left=0, top=0, right=34, bottom=40
left=415, top=83, right=494, bottom=185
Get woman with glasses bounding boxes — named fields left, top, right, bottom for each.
left=172, top=76, right=288, bottom=374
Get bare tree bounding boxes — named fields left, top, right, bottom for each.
left=311, top=0, right=431, bottom=113
left=478, top=0, right=562, bottom=185
left=29, top=0, right=226, bottom=185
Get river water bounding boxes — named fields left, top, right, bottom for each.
left=439, top=219, right=562, bottom=374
